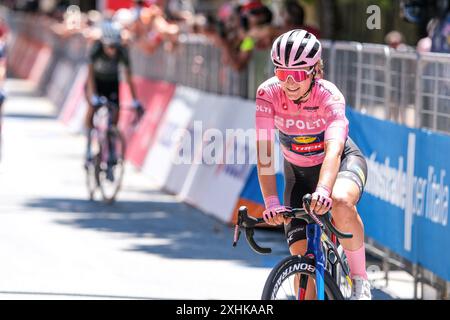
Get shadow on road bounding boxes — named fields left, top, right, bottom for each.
left=24, top=197, right=395, bottom=298
left=24, top=197, right=289, bottom=268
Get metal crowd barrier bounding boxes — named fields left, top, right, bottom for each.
left=131, top=34, right=249, bottom=98
left=134, top=36, right=450, bottom=136
left=321, top=41, right=450, bottom=135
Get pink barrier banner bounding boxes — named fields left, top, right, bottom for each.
left=7, top=35, right=51, bottom=85
left=29, top=45, right=52, bottom=85
left=59, top=66, right=88, bottom=128
left=18, top=40, right=36, bottom=78
left=8, top=36, right=27, bottom=76
left=119, top=77, right=175, bottom=168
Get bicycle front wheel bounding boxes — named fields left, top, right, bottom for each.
left=98, top=127, right=125, bottom=204
left=261, top=255, right=344, bottom=300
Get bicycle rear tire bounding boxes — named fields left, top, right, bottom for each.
left=261, top=255, right=344, bottom=300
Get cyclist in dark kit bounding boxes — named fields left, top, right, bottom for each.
left=84, top=20, right=144, bottom=171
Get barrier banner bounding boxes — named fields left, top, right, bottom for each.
left=119, top=77, right=175, bottom=168
left=17, top=39, right=38, bottom=79
left=7, top=35, right=27, bottom=76
left=346, top=108, right=450, bottom=281
left=46, top=59, right=77, bottom=110
left=141, top=86, right=201, bottom=189
left=177, top=95, right=256, bottom=222
left=59, top=66, right=88, bottom=133
left=28, top=44, right=52, bottom=85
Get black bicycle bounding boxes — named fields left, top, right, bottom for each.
left=233, top=194, right=353, bottom=300
left=85, top=97, right=126, bottom=204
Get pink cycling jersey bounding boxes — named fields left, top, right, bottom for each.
left=256, top=77, right=348, bottom=167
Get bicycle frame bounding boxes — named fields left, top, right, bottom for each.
left=305, top=224, right=326, bottom=300
left=94, top=100, right=117, bottom=164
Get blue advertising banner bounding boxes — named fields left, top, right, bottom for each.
left=347, top=108, right=450, bottom=281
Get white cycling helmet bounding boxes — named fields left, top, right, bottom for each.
left=101, top=21, right=122, bottom=46
left=271, top=29, right=321, bottom=68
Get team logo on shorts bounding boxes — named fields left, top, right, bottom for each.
left=354, top=167, right=366, bottom=184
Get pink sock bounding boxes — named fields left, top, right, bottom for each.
left=344, top=244, right=368, bottom=280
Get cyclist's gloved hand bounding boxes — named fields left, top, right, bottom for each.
left=132, top=99, right=144, bottom=122
left=310, top=185, right=333, bottom=216
left=90, top=95, right=102, bottom=109
left=263, top=196, right=292, bottom=226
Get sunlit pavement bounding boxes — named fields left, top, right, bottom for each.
left=0, top=79, right=414, bottom=300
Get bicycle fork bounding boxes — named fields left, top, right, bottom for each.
left=298, top=224, right=326, bottom=300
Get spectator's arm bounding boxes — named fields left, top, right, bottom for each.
left=219, top=39, right=252, bottom=72
left=0, top=59, right=6, bottom=86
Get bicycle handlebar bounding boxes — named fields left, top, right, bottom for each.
left=232, top=194, right=353, bottom=255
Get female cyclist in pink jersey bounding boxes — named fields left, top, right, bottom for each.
left=255, top=29, right=371, bottom=300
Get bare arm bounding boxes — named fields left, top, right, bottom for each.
left=124, top=67, right=137, bottom=101
left=257, top=138, right=287, bottom=225
left=219, top=39, right=251, bottom=72
left=318, top=139, right=344, bottom=190
left=257, top=139, right=278, bottom=198
left=0, top=59, right=6, bottom=85
left=85, top=63, right=96, bottom=103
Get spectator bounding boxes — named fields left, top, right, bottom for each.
left=113, top=8, right=136, bottom=45
left=416, top=18, right=437, bottom=53
left=430, top=9, right=450, bottom=53
left=279, top=0, right=320, bottom=38
left=384, top=30, right=409, bottom=50
left=131, top=0, right=147, bottom=19
left=164, top=0, right=195, bottom=23
left=133, top=5, right=180, bottom=54
left=218, top=1, right=277, bottom=71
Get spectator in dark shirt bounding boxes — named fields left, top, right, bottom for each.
left=278, top=0, right=320, bottom=38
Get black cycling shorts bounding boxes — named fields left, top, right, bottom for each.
left=283, top=137, right=367, bottom=247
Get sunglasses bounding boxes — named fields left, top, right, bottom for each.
left=275, top=67, right=315, bottom=83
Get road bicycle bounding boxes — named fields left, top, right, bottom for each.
left=233, top=194, right=353, bottom=300
left=85, top=97, right=126, bottom=204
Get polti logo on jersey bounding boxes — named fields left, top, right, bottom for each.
left=256, top=104, right=272, bottom=114
left=275, top=116, right=326, bottom=130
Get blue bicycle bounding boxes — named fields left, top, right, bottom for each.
left=233, top=194, right=353, bottom=300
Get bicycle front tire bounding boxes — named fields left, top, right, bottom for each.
left=261, top=255, right=344, bottom=300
